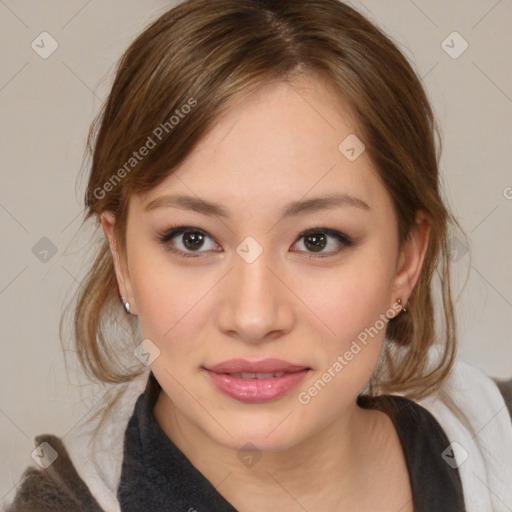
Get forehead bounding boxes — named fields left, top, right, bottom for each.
left=136, top=76, right=392, bottom=219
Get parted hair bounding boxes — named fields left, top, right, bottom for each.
left=64, top=0, right=465, bottom=414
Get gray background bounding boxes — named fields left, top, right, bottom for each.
left=1, top=0, right=511, bottom=502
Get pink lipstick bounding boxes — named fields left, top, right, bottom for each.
left=204, top=358, right=310, bottom=403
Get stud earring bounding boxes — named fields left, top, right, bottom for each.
left=397, top=298, right=407, bottom=314
left=120, top=296, right=131, bottom=315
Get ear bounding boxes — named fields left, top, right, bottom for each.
left=100, top=211, right=137, bottom=315
left=391, top=210, right=431, bottom=309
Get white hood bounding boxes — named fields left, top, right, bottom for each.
left=50, top=355, right=512, bottom=512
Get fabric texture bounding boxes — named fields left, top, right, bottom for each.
left=117, top=385, right=465, bottom=511
left=418, top=360, right=512, bottom=512
left=116, top=384, right=238, bottom=512
left=3, top=355, right=512, bottom=512
left=3, top=434, right=104, bottom=512
left=358, top=394, right=466, bottom=511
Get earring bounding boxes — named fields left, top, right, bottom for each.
left=120, top=296, right=131, bottom=315
left=397, top=298, right=407, bottom=314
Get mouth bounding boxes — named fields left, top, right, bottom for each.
left=228, top=372, right=287, bottom=379
left=203, top=358, right=310, bottom=403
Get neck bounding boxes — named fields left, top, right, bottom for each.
left=153, top=392, right=386, bottom=511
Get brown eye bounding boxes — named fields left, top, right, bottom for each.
left=182, top=231, right=205, bottom=250
left=158, top=226, right=220, bottom=258
left=291, top=228, right=353, bottom=257
left=303, top=233, right=327, bottom=252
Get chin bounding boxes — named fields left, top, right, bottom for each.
left=213, top=424, right=307, bottom=454
left=196, top=403, right=315, bottom=453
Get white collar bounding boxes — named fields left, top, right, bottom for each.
left=62, top=353, right=512, bottom=512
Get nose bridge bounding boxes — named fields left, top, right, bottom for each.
left=216, top=246, right=294, bottom=341
left=237, top=250, right=274, bottom=302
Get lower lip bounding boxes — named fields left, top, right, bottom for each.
left=205, top=369, right=309, bottom=403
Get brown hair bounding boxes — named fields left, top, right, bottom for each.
left=64, top=0, right=466, bottom=416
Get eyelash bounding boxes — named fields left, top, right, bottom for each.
left=156, top=224, right=353, bottom=259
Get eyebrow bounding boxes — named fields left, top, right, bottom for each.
left=144, top=192, right=370, bottom=218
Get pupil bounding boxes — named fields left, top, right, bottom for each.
left=183, top=231, right=204, bottom=250
left=305, top=233, right=326, bottom=252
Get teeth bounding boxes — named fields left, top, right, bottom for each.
left=230, top=372, right=286, bottom=379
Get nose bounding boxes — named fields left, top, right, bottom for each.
left=216, top=251, right=295, bottom=344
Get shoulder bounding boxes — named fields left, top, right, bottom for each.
left=4, top=375, right=148, bottom=512
left=358, top=393, right=466, bottom=510
left=4, top=434, right=105, bottom=512
left=418, top=357, right=512, bottom=512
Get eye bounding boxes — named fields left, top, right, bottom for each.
left=291, top=228, right=352, bottom=257
left=157, top=225, right=352, bottom=259
left=157, top=225, right=221, bottom=258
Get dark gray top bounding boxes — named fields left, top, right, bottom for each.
left=16, top=372, right=507, bottom=511
left=117, top=375, right=466, bottom=511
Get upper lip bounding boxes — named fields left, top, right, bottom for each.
left=206, top=358, right=309, bottom=374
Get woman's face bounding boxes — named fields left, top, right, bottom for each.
left=104, top=76, right=426, bottom=453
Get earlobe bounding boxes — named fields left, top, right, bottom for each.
left=392, top=211, right=431, bottom=306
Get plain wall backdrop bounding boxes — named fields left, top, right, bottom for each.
left=1, top=0, right=511, bottom=502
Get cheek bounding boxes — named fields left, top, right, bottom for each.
left=292, top=244, right=398, bottom=407
left=292, top=259, right=395, bottom=412
left=302, top=245, right=397, bottom=347
left=127, top=245, right=212, bottom=352
left=127, top=216, right=398, bottom=374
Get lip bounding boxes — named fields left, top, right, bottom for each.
left=204, top=358, right=310, bottom=403
left=207, top=358, right=309, bottom=374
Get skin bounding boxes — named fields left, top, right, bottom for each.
left=102, top=75, right=430, bottom=511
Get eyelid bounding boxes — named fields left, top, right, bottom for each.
left=290, top=227, right=353, bottom=257
left=294, top=227, right=351, bottom=243
left=157, top=225, right=220, bottom=258
left=157, top=225, right=353, bottom=258
left=158, top=225, right=210, bottom=243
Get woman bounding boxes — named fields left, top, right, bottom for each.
left=5, top=0, right=512, bottom=511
